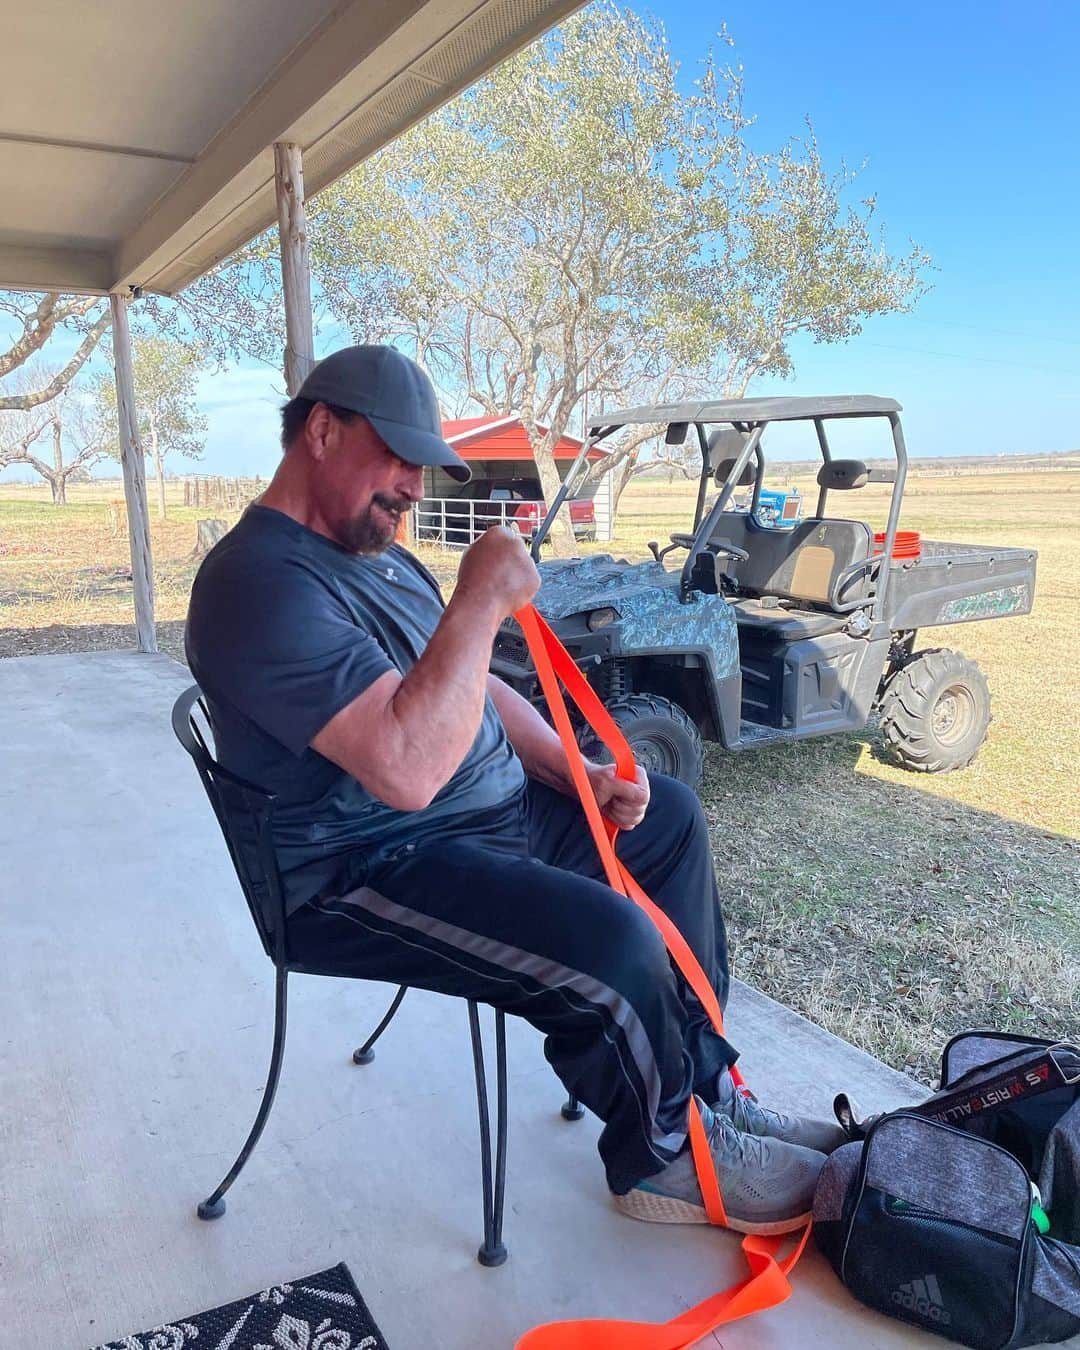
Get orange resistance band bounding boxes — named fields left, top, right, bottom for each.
left=512, top=603, right=810, bottom=1350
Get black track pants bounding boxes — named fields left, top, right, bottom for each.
left=285, top=773, right=736, bottom=1194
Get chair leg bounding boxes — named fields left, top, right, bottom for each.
left=561, top=1091, right=585, bottom=1121
left=353, top=985, right=409, bottom=1065
left=492, top=1010, right=509, bottom=1249
left=197, top=966, right=288, bottom=1220
left=468, top=1000, right=509, bottom=1267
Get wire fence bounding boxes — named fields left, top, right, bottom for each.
left=182, top=476, right=265, bottom=510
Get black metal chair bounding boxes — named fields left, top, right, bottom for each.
left=171, top=684, right=584, bottom=1266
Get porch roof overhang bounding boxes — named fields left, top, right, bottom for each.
left=0, top=0, right=581, bottom=297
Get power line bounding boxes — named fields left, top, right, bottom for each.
left=902, top=315, right=1080, bottom=349
left=859, top=340, right=1080, bottom=379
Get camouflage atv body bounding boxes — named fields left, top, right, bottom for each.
left=490, top=554, right=741, bottom=783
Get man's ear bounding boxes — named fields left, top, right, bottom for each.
left=304, top=403, right=334, bottom=460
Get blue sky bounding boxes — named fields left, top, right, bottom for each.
left=682, top=0, right=1080, bottom=460
left=3, top=0, right=1078, bottom=480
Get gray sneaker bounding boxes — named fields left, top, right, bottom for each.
left=713, top=1069, right=847, bottom=1155
left=614, top=1101, right=825, bottom=1234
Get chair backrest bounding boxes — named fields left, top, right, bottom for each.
left=171, top=685, right=286, bottom=963
left=708, top=514, right=873, bottom=608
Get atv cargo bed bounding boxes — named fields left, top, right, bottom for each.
left=885, top=540, right=1037, bottom=630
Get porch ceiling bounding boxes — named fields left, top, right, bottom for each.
left=0, top=0, right=581, bottom=296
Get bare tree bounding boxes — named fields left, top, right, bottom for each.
left=0, top=379, right=105, bottom=504
left=1, top=241, right=281, bottom=426
left=140, top=236, right=285, bottom=368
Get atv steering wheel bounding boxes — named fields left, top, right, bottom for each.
left=668, top=533, right=750, bottom=562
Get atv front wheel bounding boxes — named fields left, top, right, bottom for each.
left=577, top=693, right=704, bottom=787
left=878, top=648, right=991, bottom=773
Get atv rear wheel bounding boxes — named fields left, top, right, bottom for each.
left=577, top=693, right=704, bottom=787
left=878, top=648, right=991, bottom=773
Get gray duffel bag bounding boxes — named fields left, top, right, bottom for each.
left=814, top=1032, right=1080, bottom=1349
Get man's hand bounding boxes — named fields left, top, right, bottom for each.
left=484, top=679, right=652, bottom=828
left=585, top=760, right=650, bottom=830
left=456, top=525, right=540, bottom=619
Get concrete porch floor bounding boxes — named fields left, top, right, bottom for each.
left=2, top=651, right=1072, bottom=1350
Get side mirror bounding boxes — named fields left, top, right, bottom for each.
left=665, top=422, right=688, bottom=446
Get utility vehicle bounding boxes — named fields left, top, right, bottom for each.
left=489, top=396, right=1037, bottom=785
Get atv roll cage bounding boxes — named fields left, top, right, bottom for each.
left=532, top=395, right=909, bottom=622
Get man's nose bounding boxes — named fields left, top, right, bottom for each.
left=399, top=464, right=425, bottom=502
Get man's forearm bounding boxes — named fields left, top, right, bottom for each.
left=486, top=675, right=573, bottom=792
left=313, top=590, right=503, bottom=811
left=313, top=527, right=541, bottom=810
left=382, top=593, right=504, bottom=795
left=487, top=673, right=651, bottom=830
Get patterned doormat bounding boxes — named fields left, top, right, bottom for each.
left=89, top=1262, right=389, bottom=1350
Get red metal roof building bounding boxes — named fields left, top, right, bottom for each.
left=441, top=415, right=606, bottom=462
left=422, top=415, right=613, bottom=541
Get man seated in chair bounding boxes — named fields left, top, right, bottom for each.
left=185, top=345, right=843, bottom=1234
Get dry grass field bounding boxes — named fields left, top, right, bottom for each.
left=594, top=470, right=1080, bottom=1084
left=2, top=468, right=1077, bottom=1083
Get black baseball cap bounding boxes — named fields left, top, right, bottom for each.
left=296, top=345, right=471, bottom=483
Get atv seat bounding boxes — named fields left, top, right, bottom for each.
left=727, top=599, right=849, bottom=639
left=708, top=513, right=875, bottom=637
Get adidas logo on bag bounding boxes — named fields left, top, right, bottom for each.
left=892, top=1274, right=952, bottom=1326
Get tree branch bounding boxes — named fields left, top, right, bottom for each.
left=0, top=312, right=111, bottom=410
left=0, top=294, right=102, bottom=381
left=0, top=415, right=52, bottom=466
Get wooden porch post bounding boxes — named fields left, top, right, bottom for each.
left=109, top=292, right=156, bottom=653
left=273, top=142, right=315, bottom=396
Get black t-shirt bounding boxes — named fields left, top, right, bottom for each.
left=185, top=505, right=525, bottom=913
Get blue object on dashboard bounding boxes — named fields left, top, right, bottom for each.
left=743, top=487, right=803, bottom=529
